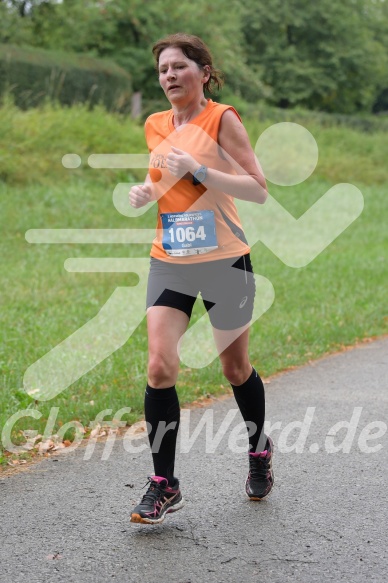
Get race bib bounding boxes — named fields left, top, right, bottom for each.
left=161, top=210, right=218, bottom=256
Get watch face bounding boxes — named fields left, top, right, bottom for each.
left=194, top=166, right=207, bottom=183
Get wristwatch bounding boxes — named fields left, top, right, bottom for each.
left=192, top=165, right=207, bottom=186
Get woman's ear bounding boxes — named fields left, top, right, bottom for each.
left=202, top=65, right=211, bottom=82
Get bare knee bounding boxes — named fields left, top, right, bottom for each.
left=147, top=353, right=179, bottom=388
left=222, top=362, right=252, bottom=386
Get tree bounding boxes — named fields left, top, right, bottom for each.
left=2, top=0, right=387, bottom=112
left=21, top=0, right=267, bottom=99
left=0, top=1, right=33, bottom=43
left=242, top=0, right=388, bottom=112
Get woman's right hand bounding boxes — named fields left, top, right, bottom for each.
left=129, top=183, right=153, bottom=208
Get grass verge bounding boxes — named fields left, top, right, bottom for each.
left=1, top=101, right=387, bottom=464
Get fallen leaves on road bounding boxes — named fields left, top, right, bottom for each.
left=46, top=552, right=63, bottom=560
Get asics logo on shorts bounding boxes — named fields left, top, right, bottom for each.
left=239, top=296, right=248, bottom=309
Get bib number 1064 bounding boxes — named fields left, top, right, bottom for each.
left=168, top=225, right=206, bottom=243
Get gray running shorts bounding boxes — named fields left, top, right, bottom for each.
left=146, top=253, right=256, bottom=330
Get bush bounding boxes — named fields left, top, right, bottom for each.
left=0, top=44, right=132, bottom=112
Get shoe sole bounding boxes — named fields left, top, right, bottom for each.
left=246, top=485, right=274, bottom=501
left=130, top=498, right=185, bottom=525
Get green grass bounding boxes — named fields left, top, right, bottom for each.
left=0, top=100, right=387, bottom=459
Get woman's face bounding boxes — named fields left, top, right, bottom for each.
left=158, top=47, right=209, bottom=105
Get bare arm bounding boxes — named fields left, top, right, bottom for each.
left=216, top=109, right=267, bottom=202
left=166, top=109, right=268, bottom=204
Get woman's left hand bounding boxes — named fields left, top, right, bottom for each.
left=166, top=146, right=199, bottom=178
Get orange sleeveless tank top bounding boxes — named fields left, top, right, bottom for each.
left=145, top=99, right=250, bottom=263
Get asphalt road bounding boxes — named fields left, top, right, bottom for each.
left=1, top=338, right=387, bottom=583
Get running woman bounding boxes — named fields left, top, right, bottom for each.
left=128, top=33, right=274, bottom=525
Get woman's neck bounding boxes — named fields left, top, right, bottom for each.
left=172, top=97, right=208, bottom=128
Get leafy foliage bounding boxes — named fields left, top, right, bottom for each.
left=242, top=0, right=388, bottom=113
left=0, top=0, right=387, bottom=112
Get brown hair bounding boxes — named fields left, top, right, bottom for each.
left=152, top=33, right=224, bottom=94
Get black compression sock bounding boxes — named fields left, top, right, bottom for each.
left=231, top=368, right=266, bottom=453
left=144, top=384, right=180, bottom=485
